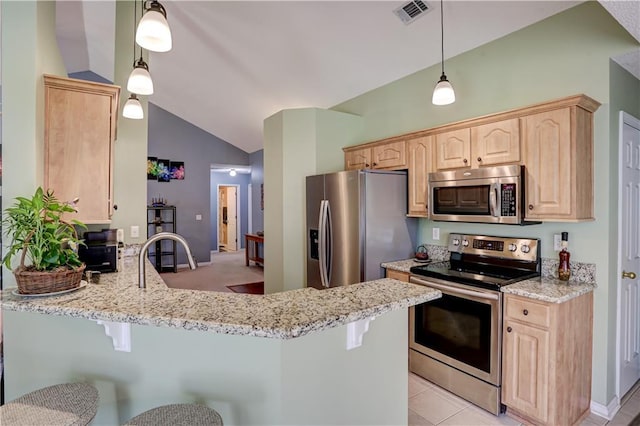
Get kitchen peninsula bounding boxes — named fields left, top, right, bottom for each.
left=1, top=254, right=440, bottom=425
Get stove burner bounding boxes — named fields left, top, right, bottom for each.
left=410, top=233, right=541, bottom=291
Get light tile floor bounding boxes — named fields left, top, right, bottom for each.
left=409, top=372, right=640, bottom=426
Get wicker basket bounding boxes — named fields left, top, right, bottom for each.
left=13, top=242, right=86, bottom=294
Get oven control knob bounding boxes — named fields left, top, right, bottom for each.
left=521, top=245, right=531, bottom=253
left=452, top=239, right=460, bottom=246
left=462, top=240, right=469, bottom=247
left=508, top=243, right=518, bottom=252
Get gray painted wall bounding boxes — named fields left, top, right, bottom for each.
left=209, top=171, right=251, bottom=252
left=250, top=150, right=264, bottom=233
left=147, top=103, right=250, bottom=263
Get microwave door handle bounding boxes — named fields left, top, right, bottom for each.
left=489, top=183, right=499, bottom=217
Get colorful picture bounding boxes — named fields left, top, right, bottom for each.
left=147, top=157, right=158, bottom=180
left=157, top=159, right=171, bottom=182
left=170, top=161, right=185, bottom=180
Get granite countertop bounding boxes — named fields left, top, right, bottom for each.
left=500, top=277, right=595, bottom=303
left=382, top=258, right=596, bottom=303
left=1, top=257, right=441, bottom=339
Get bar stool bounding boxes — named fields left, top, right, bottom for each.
left=123, top=403, right=223, bottom=425
left=0, top=382, right=98, bottom=426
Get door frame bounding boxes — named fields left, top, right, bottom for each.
left=616, top=110, right=640, bottom=401
left=217, top=184, right=241, bottom=252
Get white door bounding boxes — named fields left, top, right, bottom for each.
left=226, top=186, right=238, bottom=251
left=618, top=111, right=640, bottom=398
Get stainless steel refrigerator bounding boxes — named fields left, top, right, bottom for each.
left=306, top=169, right=417, bottom=289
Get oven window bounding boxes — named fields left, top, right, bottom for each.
left=433, top=186, right=490, bottom=215
left=414, top=294, right=491, bottom=373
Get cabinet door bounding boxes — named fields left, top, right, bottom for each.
left=44, top=76, right=119, bottom=224
left=502, top=319, right=550, bottom=424
left=471, top=118, right=520, bottom=167
left=435, top=128, right=471, bottom=170
left=522, top=108, right=572, bottom=218
left=372, top=140, right=407, bottom=169
left=407, top=136, right=432, bottom=217
left=345, top=148, right=372, bottom=170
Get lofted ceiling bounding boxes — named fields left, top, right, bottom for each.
left=56, top=1, right=640, bottom=154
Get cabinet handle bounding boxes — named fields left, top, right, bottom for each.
left=477, top=157, right=482, bottom=162
left=463, top=158, right=468, bottom=164
left=507, top=326, right=512, bottom=333
left=523, top=309, right=529, bottom=316
left=372, top=162, right=377, bottom=167
left=365, top=163, right=370, bottom=168
left=113, top=204, right=118, bottom=210
left=528, top=204, right=534, bottom=210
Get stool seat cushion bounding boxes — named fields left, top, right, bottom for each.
left=124, top=403, right=223, bottom=426
left=0, top=382, right=98, bottom=426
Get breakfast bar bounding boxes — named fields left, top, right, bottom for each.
left=1, top=254, right=440, bottom=425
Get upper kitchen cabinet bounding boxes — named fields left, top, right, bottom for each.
left=44, top=75, right=120, bottom=224
left=522, top=95, right=600, bottom=221
left=344, top=140, right=406, bottom=170
left=434, top=118, right=520, bottom=171
left=407, top=136, right=433, bottom=217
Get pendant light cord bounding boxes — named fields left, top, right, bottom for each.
left=133, top=0, right=137, bottom=65
left=440, top=0, right=445, bottom=75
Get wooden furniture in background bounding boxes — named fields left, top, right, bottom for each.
left=44, top=75, right=120, bottom=224
left=501, top=292, right=593, bottom=426
left=245, top=234, right=264, bottom=267
left=147, top=206, right=177, bottom=273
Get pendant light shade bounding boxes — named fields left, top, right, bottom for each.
left=123, top=94, right=144, bottom=119
left=432, top=0, right=455, bottom=106
left=432, top=73, right=455, bottom=105
left=127, top=57, right=154, bottom=95
left=136, top=0, right=172, bottom=52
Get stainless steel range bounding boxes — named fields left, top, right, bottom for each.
left=408, top=233, right=540, bottom=415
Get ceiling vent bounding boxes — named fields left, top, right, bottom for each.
left=394, top=0, right=431, bottom=25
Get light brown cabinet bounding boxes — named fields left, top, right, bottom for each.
left=435, top=119, right=520, bottom=170
left=44, top=75, right=120, bottom=224
left=385, top=269, right=410, bottom=282
left=502, top=293, right=593, bottom=426
left=407, top=136, right=432, bottom=217
left=344, top=140, right=406, bottom=170
left=522, top=103, right=596, bottom=221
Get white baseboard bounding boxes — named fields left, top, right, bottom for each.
left=590, top=396, right=620, bottom=420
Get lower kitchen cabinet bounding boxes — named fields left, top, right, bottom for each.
left=501, top=292, right=593, bottom=426
left=386, top=269, right=409, bottom=282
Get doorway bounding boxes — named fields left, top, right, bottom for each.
left=218, top=185, right=240, bottom=252
left=617, top=111, right=640, bottom=401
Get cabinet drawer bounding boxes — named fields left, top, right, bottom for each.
left=505, top=296, right=551, bottom=328
left=386, top=269, right=409, bottom=282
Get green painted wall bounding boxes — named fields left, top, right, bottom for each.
left=3, top=308, right=408, bottom=425
left=330, top=1, right=640, bottom=407
left=263, top=108, right=361, bottom=292
left=1, top=1, right=67, bottom=287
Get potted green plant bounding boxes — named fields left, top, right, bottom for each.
left=2, top=187, right=87, bottom=294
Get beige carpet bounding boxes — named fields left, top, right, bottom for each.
left=160, top=250, right=264, bottom=293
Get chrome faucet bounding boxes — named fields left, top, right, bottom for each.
left=139, top=232, right=197, bottom=288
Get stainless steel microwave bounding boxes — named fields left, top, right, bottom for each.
left=428, top=165, right=529, bottom=224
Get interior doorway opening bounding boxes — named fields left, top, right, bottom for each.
left=218, top=184, right=240, bottom=252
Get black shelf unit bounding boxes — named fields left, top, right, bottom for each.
left=147, top=206, right=177, bottom=273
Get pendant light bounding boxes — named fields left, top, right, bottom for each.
left=136, top=0, right=172, bottom=53
left=432, top=0, right=455, bottom=106
left=229, top=169, right=237, bottom=177
left=123, top=94, right=144, bottom=119
left=127, top=0, right=154, bottom=95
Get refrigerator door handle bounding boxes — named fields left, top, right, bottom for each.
left=325, top=200, right=332, bottom=286
left=318, top=200, right=329, bottom=288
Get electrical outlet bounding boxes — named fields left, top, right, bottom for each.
left=553, top=234, right=562, bottom=251
left=196, top=214, right=202, bottom=221
left=130, top=225, right=140, bottom=238
left=432, top=227, right=440, bottom=241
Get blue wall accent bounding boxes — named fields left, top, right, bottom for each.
left=147, top=103, right=250, bottom=264
left=250, top=150, right=264, bottom=233
left=209, top=171, right=251, bottom=251
left=68, top=70, right=112, bottom=84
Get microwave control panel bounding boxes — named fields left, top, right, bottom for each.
left=501, top=183, right=517, bottom=216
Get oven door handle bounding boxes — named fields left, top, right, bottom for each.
left=410, top=277, right=499, bottom=301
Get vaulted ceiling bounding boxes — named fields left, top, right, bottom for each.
left=55, top=1, right=640, bottom=154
